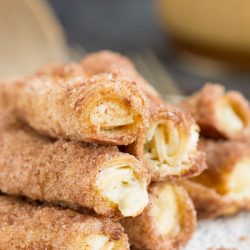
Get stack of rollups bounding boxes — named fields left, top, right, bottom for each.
left=0, top=50, right=249, bottom=249
left=179, top=84, right=250, bottom=219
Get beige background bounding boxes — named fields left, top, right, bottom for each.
left=0, top=0, right=68, bottom=80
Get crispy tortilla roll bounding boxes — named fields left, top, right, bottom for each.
left=0, top=195, right=129, bottom=249
left=0, top=113, right=149, bottom=218
left=81, top=50, right=161, bottom=102
left=185, top=139, right=250, bottom=218
left=123, top=182, right=196, bottom=250
left=1, top=64, right=149, bottom=145
left=181, top=180, right=239, bottom=219
left=127, top=103, right=206, bottom=181
left=179, top=83, right=250, bottom=140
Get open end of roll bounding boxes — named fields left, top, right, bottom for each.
left=73, top=234, right=118, bottom=250
left=144, top=122, right=199, bottom=177
left=89, top=98, right=138, bottom=133
left=96, top=165, right=148, bottom=217
left=226, top=159, right=250, bottom=200
left=217, top=97, right=246, bottom=136
left=151, top=185, right=181, bottom=236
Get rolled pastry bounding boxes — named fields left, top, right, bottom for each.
left=82, top=51, right=206, bottom=181
left=179, top=83, right=250, bottom=140
left=0, top=195, right=129, bottom=249
left=126, top=103, right=206, bottom=181
left=181, top=180, right=240, bottom=219
left=185, top=139, right=250, bottom=218
left=123, top=182, right=196, bottom=250
left=0, top=112, right=149, bottom=218
left=1, top=63, right=149, bottom=145
left=81, top=50, right=161, bottom=102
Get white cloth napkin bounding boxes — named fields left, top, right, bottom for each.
left=185, top=212, right=250, bottom=250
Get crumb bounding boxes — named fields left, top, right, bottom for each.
left=239, top=235, right=248, bottom=241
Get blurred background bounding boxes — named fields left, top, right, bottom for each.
left=1, top=0, right=250, bottom=96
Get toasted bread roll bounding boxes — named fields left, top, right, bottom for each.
left=126, top=103, right=206, bottom=181
left=123, top=182, right=196, bottom=250
left=185, top=139, right=250, bottom=218
left=81, top=50, right=161, bottom=103
left=1, top=63, right=149, bottom=145
left=0, top=195, right=129, bottom=249
left=179, top=84, right=250, bottom=140
left=0, top=112, right=149, bottom=218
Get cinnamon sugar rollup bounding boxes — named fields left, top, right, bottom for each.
left=184, top=139, right=250, bottom=218
left=181, top=180, right=239, bottom=219
left=123, top=182, right=196, bottom=250
left=1, top=63, right=149, bottom=145
left=81, top=50, right=162, bottom=103
left=179, top=83, right=250, bottom=140
left=126, top=103, right=206, bottom=181
left=0, top=112, right=149, bottom=218
left=0, top=195, right=129, bottom=249
left=82, top=51, right=206, bottom=181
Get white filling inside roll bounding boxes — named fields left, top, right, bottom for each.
left=83, top=234, right=116, bottom=250
left=90, top=101, right=134, bottom=130
left=97, top=165, right=148, bottom=217
left=227, top=159, right=250, bottom=200
left=144, top=123, right=199, bottom=177
left=151, top=185, right=180, bottom=235
left=217, top=98, right=244, bottom=134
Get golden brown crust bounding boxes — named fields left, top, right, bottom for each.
left=179, top=83, right=250, bottom=140
left=81, top=50, right=162, bottom=103
left=0, top=111, right=149, bottom=218
left=126, top=103, right=206, bottom=181
left=193, top=139, right=250, bottom=193
left=181, top=180, right=239, bottom=219
left=1, top=63, right=149, bottom=145
left=199, top=138, right=250, bottom=170
left=81, top=51, right=206, bottom=181
left=183, top=139, right=250, bottom=219
left=122, top=182, right=196, bottom=250
left=0, top=195, right=129, bottom=249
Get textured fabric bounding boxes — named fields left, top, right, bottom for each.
left=186, top=212, right=250, bottom=250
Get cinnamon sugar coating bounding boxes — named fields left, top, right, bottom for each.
left=179, top=83, right=250, bottom=140
left=181, top=180, right=239, bottom=219
left=122, top=182, right=196, bottom=250
left=0, top=112, right=149, bottom=218
left=81, top=51, right=206, bottom=181
left=126, top=103, right=206, bottom=181
left=0, top=195, right=129, bottom=249
left=185, top=139, right=250, bottom=218
left=81, top=50, right=162, bottom=103
left=194, top=139, right=250, bottom=193
left=1, top=63, right=149, bottom=145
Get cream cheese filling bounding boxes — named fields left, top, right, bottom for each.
left=151, top=185, right=180, bottom=235
left=144, top=123, right=199, bottom=177
left=226, top=159, right=250, bottom=200
left=84, top=235, right=115, bottom=250
left=217, top=98, right=244, bottom=135
left=70, top=234, right=116, bottom=250
left=96, top=165, right=148, bottom=217
left=90, top=101, right=134, bottom=130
